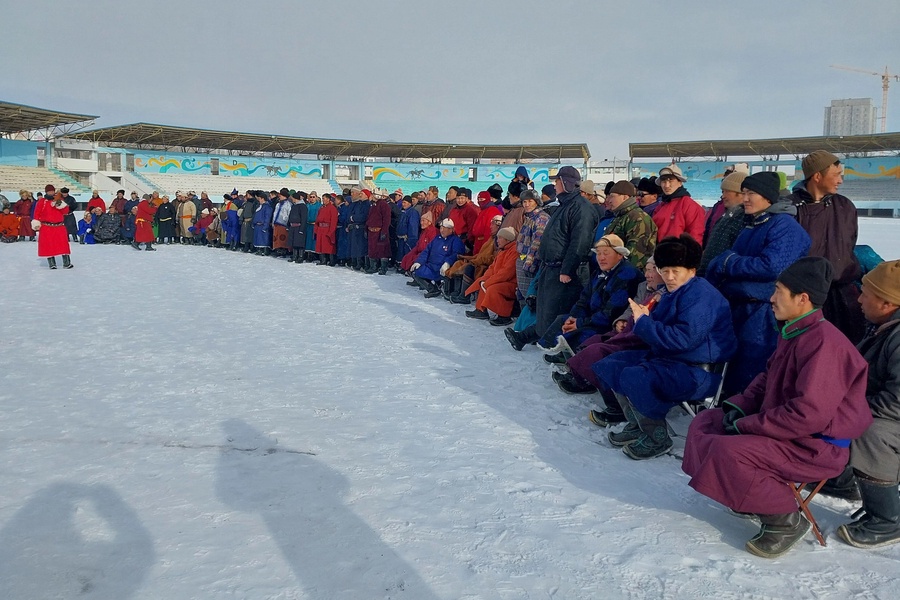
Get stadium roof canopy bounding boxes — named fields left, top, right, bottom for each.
left=0, top=100, right=98, bottom=137
left=629, top=132, right=900, bottom=160
left=67, top=123, right=590, bottom=162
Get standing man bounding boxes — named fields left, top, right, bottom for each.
left=788, top=150, right=865, bottom=343
left=602, top=180, right=658, bottom=269
left=838, top=260, right=900, bottom=548
left=652, top=164, right=705, bottom=244
left=132, top=194, right=158, bottom=251
left=365, top=190, right=392, bottom=274
left=32, top=190, right=73, bottom=268
left=505, top=166, right=598, bottom=350
left=57, top=187, right=78, bottom=242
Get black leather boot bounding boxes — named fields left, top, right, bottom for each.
left=48, top=256, right=57, bottom=269
left=746, top=511, right=811, bottom=558
left=378, top=259, right=388, bottom=275
left=816, top=465, right=861, bottom=501
left=131, top=241, right=141, bottom=250
left=608, top=393, right=643, bottom=446
left=145, top=242, right=156, bottom=251
left=62, top=255, right=73, bottom=269
left=838, top=478, right=900, bottom=549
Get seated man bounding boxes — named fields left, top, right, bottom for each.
left=443, top=214, right=501, bottom=304
left=683, top=257, right=873, bottom=559
left=410, top=218, right=465, bottom=298
left=706, top=171, right=811, bottom=397
left=540, top=234, right=642, bottom=362
left=553, top=258, right=665, bottom=416
left=464, top=226, right=519, bottom=325
left=593, top=235, right=737, bottom=460
left=838, top=259, right=900, bottom=548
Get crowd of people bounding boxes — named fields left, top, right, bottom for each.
left=12, top=154, right=900, bottom=559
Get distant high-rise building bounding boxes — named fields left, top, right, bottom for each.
left=823, top=98, right=877, bottom=136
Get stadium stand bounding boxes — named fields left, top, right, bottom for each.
left=138, top=173, right=341, bottom=197
left=0, top=165, right=90, bottom=195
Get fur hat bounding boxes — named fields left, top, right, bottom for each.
left=497, top=227, right=517, bottom=242
left=654, top=234, right=702, bottom=270
left=440, top=218, right=454, bottom=229
left=488, top=183, right=503, bottom=200
left=802, top=150, right=840, bottom=179
left=741, top=172, right=781, bottom=204
left=637, top=177, right=661, bottom=195
left=862, top=259, right=900, bottom=306
left=720, top=172, right=747, bottom=193
left=777, top=257, right=834, bottom=306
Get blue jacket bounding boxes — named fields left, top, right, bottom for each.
left=415, top=232, right=465, bottom=281
left=77, top=218, right=96, bottom=244
left=706, top=203, right=811, bottom=302
left=633, top=276, right=737, bottom=365
left=252, top=202, right=273, bottom=247
left=336, top=203, right=352, bottom=258
left=305, top=202, right=321, bottom=251
left=569, top=260, right=642, bottom=333
left=396, top=207, right=420, bottom=258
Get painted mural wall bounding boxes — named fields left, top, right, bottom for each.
left=370, top=163, right=576, bottom=186
left=131, top=152, right=325, bottom=178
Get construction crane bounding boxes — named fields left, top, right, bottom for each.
left=830, top=65, right=900, bottom=133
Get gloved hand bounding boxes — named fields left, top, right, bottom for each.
left=525, top=296, right=537, bottom=310
left=86, top=228, right=92, bottom=233
left=440, top=262, right=450, bottom=276
left=411, top=262, right=421, bottom=271
left=722, top=409, right=743, bottom=435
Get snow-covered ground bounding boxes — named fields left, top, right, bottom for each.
left=1, top=218, right=898, bottom=600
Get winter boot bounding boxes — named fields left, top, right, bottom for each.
left=145, top=242, right=156, bottom=251
left=837, top=478, right=900, bottom=549
left=329, top=254, right=338, bottom=267
left=489, top=315, right=513, bottom=326
left=79, top=235, right=85, bottom=245
left=623, top=414, right=674, bottom=460
left=424, top=282, right=442, bottom=299
left=131, top=241, right=141, bottom=250
left=745, top=511, right=811, bottom=558
left=47, top=257, right=57, bottom=269
left=62, top=255, right=73, bottom=269
left=608, top=394, right=642, bottom=446
left=815, top=465, right=861, bottom=501
left=543, top=352, right=568, bottom=365
left=589, top=389, right=628, bottom=426
left=555, top=373, right=597, bottom=395
left=465, top=308, right=490, bottom=320
left=504, top=327, right=527, bottom=351
left=378, top=259, right=389, bottom=275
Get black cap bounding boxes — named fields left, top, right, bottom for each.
left=741, top=172, right=781, bottom=204
left=777, top=257, right=834, bottom=306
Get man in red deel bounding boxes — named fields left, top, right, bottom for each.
left=32, top=189, right=73, bottom=269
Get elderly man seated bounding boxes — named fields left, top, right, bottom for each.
left=592, top=234, right=737, bottom=460
left=540, top=234, right=643, bottom=363
left=463, top=227, right=519, bottom=325
left=410, top=218, right=466, bottom=298
left=837, top=259, right=900, bottom=549
left=683, top=257, right=872, bottom=559
left=443, top=214, right=502, bottom=304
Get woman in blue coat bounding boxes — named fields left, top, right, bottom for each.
left=706, top=172, right=811, bottom=397
left=252, top=198, right=274, bottom=254
left=336, top=194, right=352, bottom=265
left=395, top=196, right=420, bottom=264
left=594, top=234, right=737, bottom=460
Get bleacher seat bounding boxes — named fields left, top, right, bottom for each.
left=0, top=165, right=89, bottom=196
left=140, top=173, right=339, bottom=197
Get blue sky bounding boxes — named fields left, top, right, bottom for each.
left=1, top=0, right=898, bottom=160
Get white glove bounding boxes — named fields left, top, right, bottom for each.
left=31, top=219, right=41, bottom=231
left=480, top=281, right=486, bottom=292
left=411, top=262, right=421, bottom=271
left=86, top=228, right=92, bottom=233
left=440, top=262, right=450, bottom=276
